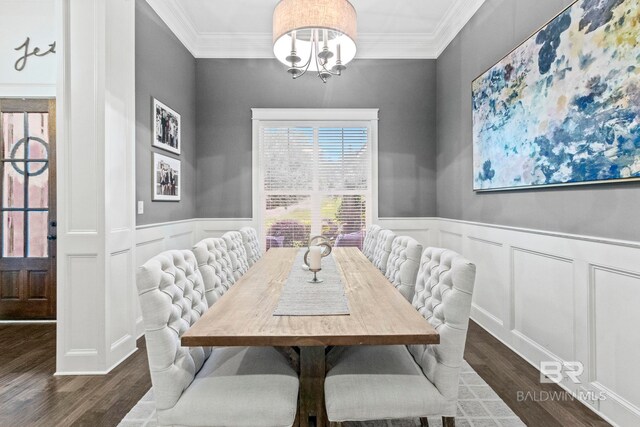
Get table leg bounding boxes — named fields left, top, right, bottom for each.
left=299, top=346, right=327, bottom=427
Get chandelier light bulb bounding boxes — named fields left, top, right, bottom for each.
left=286, top=30, right=301, bottom=64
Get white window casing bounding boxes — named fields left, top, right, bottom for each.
left=252, top=109, right=379, bottom=250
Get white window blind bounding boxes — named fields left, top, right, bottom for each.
left=260, top=123, right=371, bottom=250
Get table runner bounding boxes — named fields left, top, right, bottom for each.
left=273, top=249, right=350, bottom=316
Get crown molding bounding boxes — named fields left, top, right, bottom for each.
left=433, top=0, right=485, bottom=56
left=195, top=33, right=273, bottom=58
left=357, top=33, right=440, bottom=59
left=146, top=0, right=485, bottom=59
left=192, top=32, right=441, bottom=59
left=145, top=0, right=199, bottom=56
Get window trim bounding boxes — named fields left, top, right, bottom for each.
left=252, top=108, right=379, bottom=250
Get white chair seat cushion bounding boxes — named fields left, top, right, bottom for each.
left=324, top=345, right=446, bottom=422
left=159, top=346, right=299, bottom=427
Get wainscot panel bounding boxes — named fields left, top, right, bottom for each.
left=432, top=218, right=640, bottom=427
left=133, top=216, right=640, bottom=425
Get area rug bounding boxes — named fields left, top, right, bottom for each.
left=118, top=360, right=526, bottom=427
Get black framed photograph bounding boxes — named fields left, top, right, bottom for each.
left=152, top=152, right=180, bottom=201
left=153, top=98, right=181, bottom=155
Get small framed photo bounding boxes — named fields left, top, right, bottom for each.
left=153, top=153, right=180, bottom=201
left=153, top=98, right=181, bottom=155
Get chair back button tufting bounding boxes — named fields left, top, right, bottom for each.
left=136, top=249, right=211, bottom=410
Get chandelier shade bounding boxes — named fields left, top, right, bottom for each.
left=273, top=0, right=357, bottom=82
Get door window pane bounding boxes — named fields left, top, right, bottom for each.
left=265, top=195, right=311, bottom=249
left=27, top=161, right=48, bottom=175
left=28, top=163, right=49, bottom=208
left=3, top=211, right=24, bottom=257
left=2, top=113, right=25, bottom=159
left=28, top=211, right=48, bottom=257
left=27, top=113, right=49, bottom=159
left=2, top=162, right=25, bottom=208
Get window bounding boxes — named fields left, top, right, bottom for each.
left=253, top=109, right=378, bottom=250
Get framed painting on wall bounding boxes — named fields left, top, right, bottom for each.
left=153, top=152, right=180, bottom=201
left=153, top=98, right=181, bottom=155
left=472, top=0, right=640, bottom=191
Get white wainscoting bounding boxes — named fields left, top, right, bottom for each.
left=56, top=0, right=137, bottom=375
left=132, top=216, right=639, bottom=426
left=427, top=218, right=640, bottom=427
left=195, top=218, right=257, bottom=241
left=376, top=217, right=439, bottom=248
left=134, top=218, right=255, bottom=337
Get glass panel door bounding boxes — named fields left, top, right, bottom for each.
left=1, top=111, right=50, bottom=258
left=0, top=98, right=56, bottom=320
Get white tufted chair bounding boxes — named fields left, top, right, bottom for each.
left=385, top=236, right=423, bottom=302
left=222, top=231, right=250, bottom=280
left=192, top=238, right=236, bottom=306
left=137, top=250, right=299, bottom=427
left=324, top=247, right=476, bottom=426
left=371, top=229, right=396, bottom=274
left=239, top=226, right=263, bottom=266
left=361, top=224, right=382, bottom=261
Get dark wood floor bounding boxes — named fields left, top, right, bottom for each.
left=464, top=321, right=609, bottom=427
left=0, top=324, right=150, bottom=427
left=0, top=321, right=609, bottom=427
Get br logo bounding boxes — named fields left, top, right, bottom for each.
left=540, top=361, right=584, bottom=384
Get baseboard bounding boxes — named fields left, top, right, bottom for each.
left=54, top=346, right=138, bottom=376
left=136, top=317, right=145, bottom=339
left=469, top=313, right=619, bottom=427
left=0, top=320, right=56, bottom=324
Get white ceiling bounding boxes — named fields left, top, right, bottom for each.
left=146, top=0, right=485, bottom=59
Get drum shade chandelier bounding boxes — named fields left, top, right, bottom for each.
left=273, top=0, right=357, bottom=83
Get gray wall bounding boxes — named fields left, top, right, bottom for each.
left=135, top=0, right=197, bottom=225
left=436, top=0, right=640, bottom=241
left=195, top=58, right=437, bottom=218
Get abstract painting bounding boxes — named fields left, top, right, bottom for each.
left=472, top=0, right=640, bottom=191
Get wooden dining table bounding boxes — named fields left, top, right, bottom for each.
left=182, top=247, right=439, bottom=427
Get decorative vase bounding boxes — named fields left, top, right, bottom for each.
left=303, top=235, right=333, bottom=282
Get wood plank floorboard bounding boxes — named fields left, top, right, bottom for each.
left=0, top=321, right=609, bottom=426
left=0, top=324, right=150, bottom=427
left=464, top=321, right=610, bottom=427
